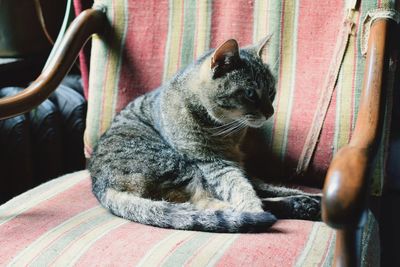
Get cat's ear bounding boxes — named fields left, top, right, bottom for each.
left=256, top=34, right=272, bottom=64
left=211, top=39, right=241, bottom=79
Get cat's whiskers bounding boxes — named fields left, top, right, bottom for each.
left=212, top=118, right=249, bottom=137
left=208, top=119, right=241, bottom=130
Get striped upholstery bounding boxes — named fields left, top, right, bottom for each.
left=0, top=171, right=380, bottom=266
left=84, top=0, right=397, bottom=195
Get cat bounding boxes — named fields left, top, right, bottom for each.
left=88, top=36, right=321, bottom=233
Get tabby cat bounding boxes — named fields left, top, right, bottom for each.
left=89, top=36, right=321, bottom=233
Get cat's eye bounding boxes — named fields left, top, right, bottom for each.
left=246, top=78, right=258, bottom=87
left=244, top=89, right=258, bottom=102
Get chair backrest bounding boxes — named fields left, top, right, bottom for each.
left=81, top=0, right=397, bottom=194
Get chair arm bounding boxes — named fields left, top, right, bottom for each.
left=322, top=146, right=369, bottom=228
left=0, top=7, right=107, bottom=120
left=322, top=19, right=389, bottom=229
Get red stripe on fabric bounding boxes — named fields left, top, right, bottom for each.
left=285, top=0, right=344, bottom=178
left=76, top=223, right=173, bottom=266
left=73, top=0, right=93, bottom=16
left=73, top=0, right=83, bottom=12
left=78, top=49, right=90, bottom=99
left=210, top=0, right=254, bottom=48
left=74, top=0, right=93, bottom=97
left=0, top=177, right=97, bottom=264
left=116, top=0, right=169, bottom=112
left=215, top=220, right=314, bottom=266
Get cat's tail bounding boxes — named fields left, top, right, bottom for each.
left=98, top=188, right=277, bottom=233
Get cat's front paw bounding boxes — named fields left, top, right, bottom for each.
left=290, top=195, right=321, bottom=221
left=262, top=195, right=321, bottom=221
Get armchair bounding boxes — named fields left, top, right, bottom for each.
left=1, top=0, right=398, bottom=266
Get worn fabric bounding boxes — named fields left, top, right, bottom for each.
left=83, top=0, right=397, bottom=195
left=0, top=170, right=380, bottom=266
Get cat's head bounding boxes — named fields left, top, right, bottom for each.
left=197, top=36, right=276, bottom=129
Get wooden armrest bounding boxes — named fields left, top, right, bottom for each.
left=323, top=146, right=369, bottom=228
left=0, top=8, right=107, bottom=120
left=322, top=19, right=391, bottom=267
left=322, top=19, right=389, bottom=228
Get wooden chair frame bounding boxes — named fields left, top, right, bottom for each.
left=0, top=7, right=395, bottom=267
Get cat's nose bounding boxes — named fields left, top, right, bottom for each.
left=262, top=104, right=274, bottom=119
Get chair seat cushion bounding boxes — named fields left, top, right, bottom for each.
left=0, top=171, right=378, bottom=266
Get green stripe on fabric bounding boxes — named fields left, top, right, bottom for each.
left=295, top=222, right=334, bottom=267
left=253, top=0, right=269, bottom=44
left=85, top=0, right=129, bottom=150
left=334, top=72, right=343, bottom=154
left=163, top=0, right=184, bottom=82
left=109, top=0, right=129, bottom=125
left=164, top=0, right=211, bottom=80
left=52, top=218, right=127, bottom=266
left=194, top=0, right=212, bottom=58
left=85, top=9, right=109, bottom=152
left=201, top=233, right=239, bottom=266
left=321, top=234, right=336, bottom=267
left=253, top=0, right=272, bottom=147
left=0, top=171, right=89, bottom=226
left=28, top=208, right=115, bottom=266
left=261, top=0, right=283, bottom=147
left=265, top=0, right=283, bottom=77
left=9, top=206, right=105, bottom=266
left=99, top=0, right=128, bottom=133
left=380, top=0, right=396, bottom=8
left=334, top=9, right=360, bottom=153
left=180, top=0, right=197, bottom=68
left=86, top=0, right=112, bottom=148
left=161, top=232, right=214, bottom=267
left=184, top=233, right=238, bottom=266
left=271, top=0, right=299, bottom=160
left=294, top=223, right=320, bottom=267
left=136, top=231, right=195, bottom=267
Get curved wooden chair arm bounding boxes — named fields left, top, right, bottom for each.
left=0, top=8, right=107, bottom=120
left=322, top=19, right=391, bottom=266
left=322, top=19, right=389, bottom=228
